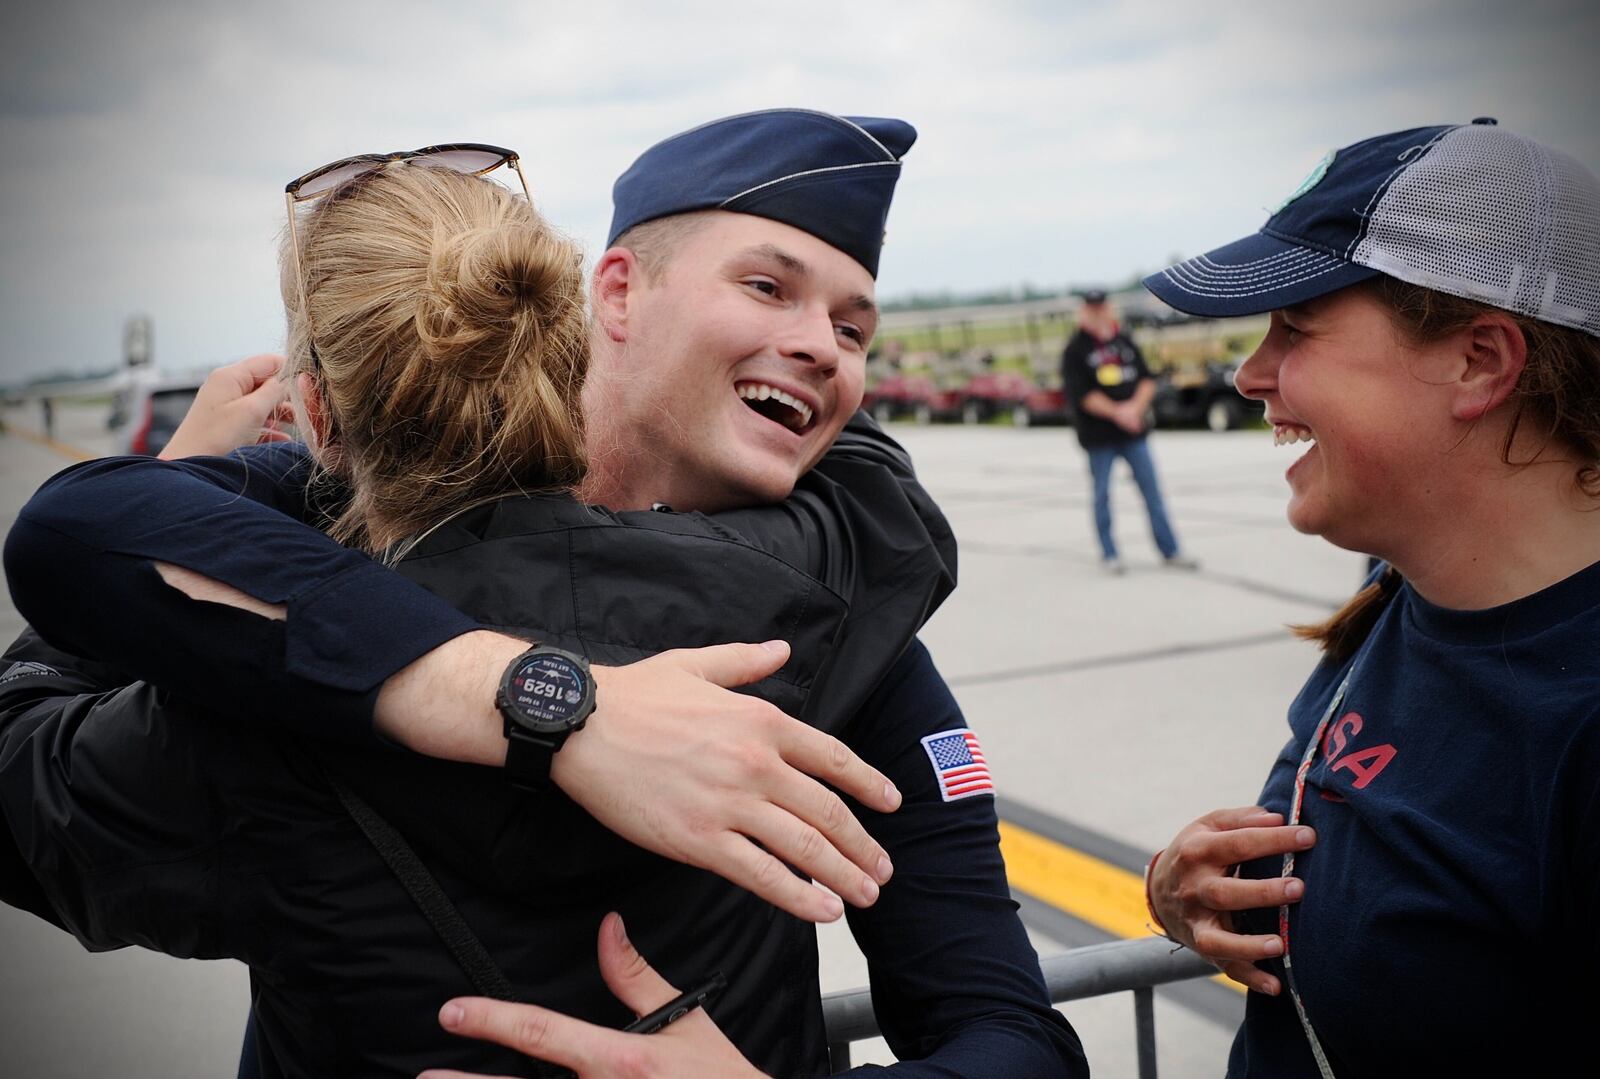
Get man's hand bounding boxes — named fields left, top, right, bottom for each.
left=1111, top=403, right=1146, bottom=435
left=160, top=353, right=295, bottom=459
left=374, top=632, right=900, bottom=924
left=1080, top=389, right=1145, bottom=434
left=418, top=913, right=767, bottom=1079
left=562, top=642, right=899, bottom=924
left=1148, top=806, right=1315, bottom=995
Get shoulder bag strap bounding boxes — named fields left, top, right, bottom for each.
left=330, top=779, right=521, bottom=1003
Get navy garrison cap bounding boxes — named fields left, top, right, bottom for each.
left=607, top=108, right=917, bottom=278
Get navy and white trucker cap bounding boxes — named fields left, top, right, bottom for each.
left=1144, top=119, right=1600, bottom=338
left=607, top=109, right=917, bottom=278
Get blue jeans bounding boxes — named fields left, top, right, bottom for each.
left=237, top=1008, right=260, bottom=1079
left=1086, top=437, right=1179, bottom=561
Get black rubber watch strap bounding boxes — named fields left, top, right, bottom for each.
left=504, top=727, right=560, bottom=789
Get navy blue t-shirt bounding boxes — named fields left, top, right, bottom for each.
left=1230, top=560, right=1600, bottom=1076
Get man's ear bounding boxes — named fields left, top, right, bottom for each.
left=591, top=247, right=643, bottom=344
left=1451, top=312, right=1527, bottom=422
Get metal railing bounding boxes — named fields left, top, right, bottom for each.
left=822, top=936, right=1216, bottom=1077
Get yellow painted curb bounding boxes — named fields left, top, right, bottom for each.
left=6, top=426, right=95, bottom=462
left=998, top=818, right=1245, bottom=995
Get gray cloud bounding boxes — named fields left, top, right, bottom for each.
left=1, top=0, right=1595, bottom=381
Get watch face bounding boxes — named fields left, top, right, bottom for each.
left=504, top=651, right=591, bottom=733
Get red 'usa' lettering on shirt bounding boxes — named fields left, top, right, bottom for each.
left=1320, top=711, right=1397, bottom=791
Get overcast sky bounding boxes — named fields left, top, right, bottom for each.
left=2, top=0, right=1595, bottom=382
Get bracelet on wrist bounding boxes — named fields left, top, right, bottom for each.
left=1144, top=847, right=1172, bottom=937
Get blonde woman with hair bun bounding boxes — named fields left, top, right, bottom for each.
left=0, top=146, right=967, bottom=1076
left=280, top=161, right=589, bottom=555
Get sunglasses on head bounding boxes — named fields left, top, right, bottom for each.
left=285, top=142, right=528, bottom=202
left=284, top=143, right=531, bottom=371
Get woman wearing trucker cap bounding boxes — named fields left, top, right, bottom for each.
left=1143, top=119, right=1600, bottom=1075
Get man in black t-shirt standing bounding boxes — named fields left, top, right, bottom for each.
left=1061, top=290, right=1196, bottom=574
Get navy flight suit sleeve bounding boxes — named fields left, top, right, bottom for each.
left=4, top=442, right=478, bottom=740
left=837, top=641, right=1087, bottom=1077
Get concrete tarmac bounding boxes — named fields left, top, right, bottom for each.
left=0, top=402, right=1363, bottom=1077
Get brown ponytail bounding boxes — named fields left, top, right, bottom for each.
left=1293, top=564, right=1401, bottom=663
left=281, top=163, right=588, bottom=554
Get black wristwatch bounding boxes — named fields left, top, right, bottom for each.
left=496, top=645, right=596, bottom=790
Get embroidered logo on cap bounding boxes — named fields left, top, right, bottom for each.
left=920, top=728, right=993, bottom=802
left=1271, top=149, right=1337, bottom=214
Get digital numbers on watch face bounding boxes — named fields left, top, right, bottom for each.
left=507, top=651, right=589, bottom=731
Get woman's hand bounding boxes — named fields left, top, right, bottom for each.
left=418, top=913, right=768, bottom=1079
left=1148, top=806, right=1316, bottom=995
left=159, top=353, right=295, bottom=459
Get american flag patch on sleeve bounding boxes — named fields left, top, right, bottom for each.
left=920, top=728, right=993, bottom=802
